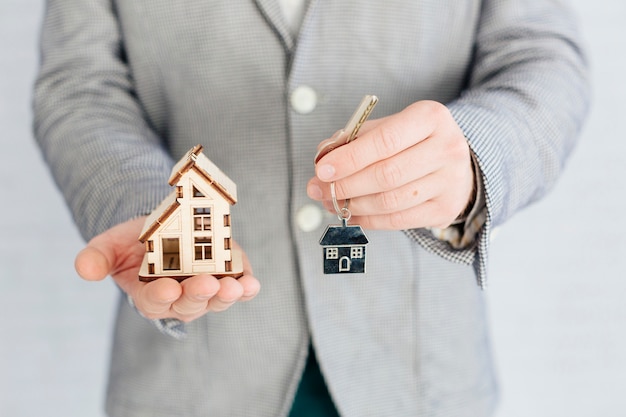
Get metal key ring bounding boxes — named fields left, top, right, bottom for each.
left=330, top=181, right=351, bottom=221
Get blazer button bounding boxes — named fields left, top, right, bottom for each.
left=296, top=204, right=323, bottom=232
left=290, top=86, right=318, bottom=114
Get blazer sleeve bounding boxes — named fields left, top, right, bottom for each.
left=405, top=0, right=591, bottom=287
left=33, top=0, right=174, bottom=241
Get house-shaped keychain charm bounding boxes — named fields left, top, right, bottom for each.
left=138, top=144, right=243, bottom=282
left=319, top=220, right=369, bottom=274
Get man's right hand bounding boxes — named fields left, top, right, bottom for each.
left=74, top=217, right=260, bottom=323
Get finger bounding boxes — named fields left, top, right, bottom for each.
left=237, top=274, right=261, bottom=301
left=238, top=242, right=254, bottom=277
left=310, top=118, right=470, bottom=206
left=74, top=217, right=147, bottom=282
left=310, top=141, right=439, bottom=203
left=75, top=246, right=111, bottom=281
left=134, top=278, right=182, bottom=318
left=346, top=171, right=472, bottom=230
left=315, top=129, right=344, bottom=152
left=315, top=101, right=445, bottom=182
left=352, top=199, right=456, bottom=231
left=346, top=175, right=437, bottom=216
left=235, top=248, right=260, bottom=301
left=170, top=274, right=220, bottom=318
left=315, top=117, right=387, bottom=155
left=206, top=277, right=244, bottom=313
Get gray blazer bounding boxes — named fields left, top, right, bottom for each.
left=34, top=1, right=589, bottom=416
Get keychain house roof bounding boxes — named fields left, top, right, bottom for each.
left=138, top=144, right=243, bottom=281
left=319, top=223, right=369, bottom=274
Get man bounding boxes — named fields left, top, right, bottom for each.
left=34, top=1, right=589, bottom=416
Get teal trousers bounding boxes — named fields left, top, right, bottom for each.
left=288, top=345, right=340, bottom=417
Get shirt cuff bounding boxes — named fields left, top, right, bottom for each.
left=429, top=150, right=487, bottom=249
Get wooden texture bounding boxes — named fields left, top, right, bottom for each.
left=138, top=145, right=243, bottom=280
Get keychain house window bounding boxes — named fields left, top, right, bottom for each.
left=138, top=144, right=244, bottom=281
left=350, top=247, right=363, bottom=259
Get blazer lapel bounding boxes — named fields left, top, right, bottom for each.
left=253, top=0, right=295, bottom=52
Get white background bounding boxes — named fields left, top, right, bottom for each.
left=1, top=1, right=625, bottom=416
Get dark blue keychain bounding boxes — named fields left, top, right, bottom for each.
left=315, top=96, right=377, bottom=274
left=319, top=183, right=369, bottom=274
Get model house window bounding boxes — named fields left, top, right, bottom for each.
left=194, top=237, right=213, bottom=260
left=162, top=238, right=181, bottom=270
left=146, top=240, right=154, bottom=252
left=326, top=248, right=339, bottom=259
left=224, top=237, right=231, bottom=250
left=193, top=186, right=205, bottom=197
left=351, top=247, right=363, bottom=259
left=223, top=214, right=231, bottom=227
left=194, top=207, right=212, bottom=230
left=176, top=186, right=183, bottom=198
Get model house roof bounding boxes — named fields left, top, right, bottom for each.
left=138, top=144, right=237, bottom=242
left=319, top=224, right=369, bottom=246
left=169, top=144, right=237, bottom=205
left=138, top=193, right=180, bottom=242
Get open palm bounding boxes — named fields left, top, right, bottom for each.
left=75, top=217, right=260, bottom=322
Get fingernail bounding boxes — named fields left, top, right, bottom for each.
left=307, top=183, right=323, bottom=200
left=317, top=164, right=335, bottom=181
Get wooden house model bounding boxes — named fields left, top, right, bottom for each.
left=138, top=145, right=243, bottom=282
left=319, top=224, right=369, bottom=274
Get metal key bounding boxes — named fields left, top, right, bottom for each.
left=314, top=95, right=378, bottom=164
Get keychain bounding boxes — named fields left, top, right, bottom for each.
left=316, top=95, right=378, bottom=274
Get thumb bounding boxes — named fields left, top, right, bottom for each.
left=75, top=242, right=113, bottom=281
left=74, top=217, right=147, bottom=282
